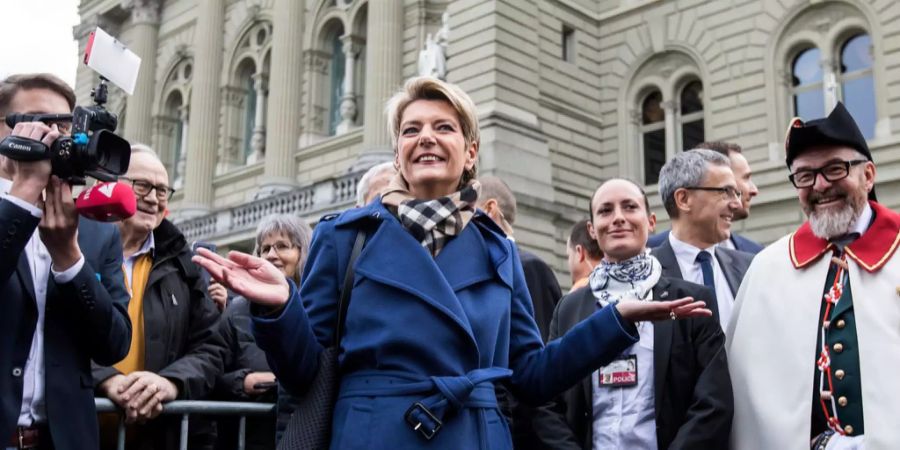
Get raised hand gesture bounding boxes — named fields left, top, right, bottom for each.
left=615, top=297, right=711, bottom=322
left=192, top=248, right=289, bottom=307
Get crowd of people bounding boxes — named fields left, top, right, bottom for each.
left=0, top=71, right=897, bottom=450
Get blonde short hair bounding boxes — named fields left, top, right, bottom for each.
left=385, top=76, right=480, bottom=186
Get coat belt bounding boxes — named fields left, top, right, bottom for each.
left=339, top=367, right=513, bottom=440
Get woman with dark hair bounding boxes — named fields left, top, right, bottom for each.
left=193, top=77, right=711, bottom=450
left=534, top=178, right=732, bottom=449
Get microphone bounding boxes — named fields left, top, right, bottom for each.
left=75, top=181, right=137, bottom=222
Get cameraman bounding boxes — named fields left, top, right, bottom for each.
left=0, top=73, right=131, bottom=450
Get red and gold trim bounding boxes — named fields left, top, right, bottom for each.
left=789, top=201, right=900, bottom=273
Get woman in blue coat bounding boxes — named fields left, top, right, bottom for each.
left=193, top=77, right=711, bottom=449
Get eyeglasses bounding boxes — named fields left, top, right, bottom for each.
left=788, top=159, right=867, bottom=188
left=120, top=176, right=175, bottom=200
left=684, top=186, right=742, bottom=201
left=259, top=242, right=295, bottom=256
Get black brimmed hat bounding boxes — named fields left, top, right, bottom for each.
left=785, top=102, right=875, bottom=200
left=785, top=102, right=872, bottom=167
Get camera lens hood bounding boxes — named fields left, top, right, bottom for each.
left=0, top=135, right=50, bottom=161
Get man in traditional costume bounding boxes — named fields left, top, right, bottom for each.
left=727, top=102, right=900, bottom=449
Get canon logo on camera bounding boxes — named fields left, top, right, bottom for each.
left=7, top=142, right=33, bottom=152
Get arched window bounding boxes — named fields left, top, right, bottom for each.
left=772, top=5, right=880, bottom=148
left=153, top=58, right=191, bottom=188
left=839, top=33, right=875, bottom=138
left=221, top=20, right=272, bottom=171
left=625, top=51, right=705, bottom=185
left=236, top=60, right=257, bottom=161
left=640, top=90, right=666, bottom=185
left=328, top=32, right=346, bottom=136
left=164, top=92, right=185, bottom=171
left=679, top=80, right=704, bottom=151
left=791, top=47, right=825, bottom=120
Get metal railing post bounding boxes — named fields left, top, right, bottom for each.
left=94, top=398, right=275, bottom=449
left=117, top=415, right=126, bottom=450
left=238, top=416, right=247, bottom=450
left=179, top=413, right=190, bottom=450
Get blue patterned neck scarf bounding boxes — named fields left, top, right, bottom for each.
left=589, top=249, right=662, bottom=307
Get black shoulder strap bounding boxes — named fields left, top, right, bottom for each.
left=333, top=229, right=367, bottom=347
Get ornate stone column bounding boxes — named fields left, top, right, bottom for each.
left=246, top=73, right=267, bottom=164
left=217, top=85, right=244, bottom=174
left=662, top=100, right=677, bottom=156
left=358, top=0, right=404, bottom=168
left=182, top=0, right=225, bottom=216
left=261, top=0, right=304, bottom=195
left=122, top=0, right=161, bottom=145
left=174, top=105, right=189, bottom=189
left=335, top=36, right=360, bottom=135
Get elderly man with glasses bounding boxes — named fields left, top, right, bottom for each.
left=93, top=144, right=225, bottom=449
left=727, top=103, right=900, bottom=450
left=651, top=149, right=755, bottom=331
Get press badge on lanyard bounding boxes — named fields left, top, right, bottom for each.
left=598, top=355, right=638, bottom=387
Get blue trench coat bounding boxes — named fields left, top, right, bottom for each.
left=252, top=200, right=638, bottom=449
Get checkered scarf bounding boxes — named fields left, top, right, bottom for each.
left=382, top=174, right=481, bottom=257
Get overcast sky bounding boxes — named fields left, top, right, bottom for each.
left=0, top=0, right=82, bottom=86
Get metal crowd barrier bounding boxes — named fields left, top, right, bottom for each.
left=95, top=398, right=276, bottom=450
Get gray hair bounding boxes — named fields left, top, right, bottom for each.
left=478, top=175, right=517, bottom=225
left=658, top=149, right=731, bottom=218
left=253, top=214, right=313, bottom=282
left=130, top=143, right=161, bottom=159
left=130, top=143, right=167, bottom=170
left=356, top=162, right=396, bottom=206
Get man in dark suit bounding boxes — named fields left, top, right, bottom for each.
left=533, top=178, right=732, bottom=449
left=648, top=228, right=763, bottom=254
left=652, top=149, right=754, bottom=330
left=648, top=141, right=764, bottom=254
left=0, top=73, right=131, bottom=449
left=651, top=238, right=752, bottom=324
left=477, top=175, right=562, bottom=450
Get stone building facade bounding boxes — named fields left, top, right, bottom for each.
left=75, top=0, right=900, bottom=284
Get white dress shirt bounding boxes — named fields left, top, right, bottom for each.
left=668, top=232, right=735, bottom=330
left=1, top=177, right=85, bottom=426
left=592, top=308, right=658, bottom=449
left=849, top=202, right=873, bottom=240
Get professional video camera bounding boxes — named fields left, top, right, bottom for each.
left=1, top=77, right=130, bottom=184
left=0, top=27, right=140, bottom=185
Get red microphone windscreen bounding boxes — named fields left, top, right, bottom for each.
left=75, top=181, right=137, bottom=222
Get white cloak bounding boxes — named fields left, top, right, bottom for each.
left=726, top=228, right=900, bottom=449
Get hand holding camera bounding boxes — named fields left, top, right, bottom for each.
left=0, top=77, right=131, bottom=187
left=5, top=121, right=58, bottom=205
left=39, top=176, right=82, bottom=272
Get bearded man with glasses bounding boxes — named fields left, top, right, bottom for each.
left=92, top=144, right=225, bottom=449
left=727, top=103, right=900, bottom=450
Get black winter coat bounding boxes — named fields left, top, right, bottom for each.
left=93, top=219, right=225, bottom=449
left=212, top=297, right=276, bottom=450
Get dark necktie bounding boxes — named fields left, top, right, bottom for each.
left=829, top=232, right=861, bottom=253
left=695, top=250, right=717, bottom=301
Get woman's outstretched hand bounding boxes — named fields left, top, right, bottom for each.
left=615, top=297, right=712, bottom=322
left=192, top=248, right=290, bottom=307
